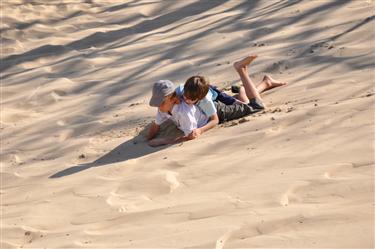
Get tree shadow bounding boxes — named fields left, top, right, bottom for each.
left=4, top=0, right=374, bottom=166
left=1, top=0, right=229, bottom=73
left=331, top=14, right=375, bottom=41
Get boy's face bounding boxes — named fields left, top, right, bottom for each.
left=159, top=95, right=177, bottom=113
left=183, top=94, right=198, bottom=106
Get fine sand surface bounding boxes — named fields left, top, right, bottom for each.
left=1, top=0, right=374, bottom=248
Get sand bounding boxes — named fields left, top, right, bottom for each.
left=1, top=0, right=374, bottom=248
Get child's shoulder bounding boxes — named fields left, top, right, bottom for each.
left=201, top=91, right=215, bottom=103
left=206, top=87, right=218, bottom=101
left=175, top=84, right=184, bottom=96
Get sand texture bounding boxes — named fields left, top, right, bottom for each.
left=1, top=0, right=374, bottom=248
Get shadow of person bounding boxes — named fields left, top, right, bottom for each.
left=49, top=120, right=182, bottom=178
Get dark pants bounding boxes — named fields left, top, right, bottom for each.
left=210, top=86, right=237, bottom=105
left=214, top=98, right=264, bottom=123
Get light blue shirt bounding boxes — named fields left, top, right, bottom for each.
left=175, top=85, right=217, bottom=117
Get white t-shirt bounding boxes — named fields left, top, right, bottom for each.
left=155, top=100, right=209, bottom=136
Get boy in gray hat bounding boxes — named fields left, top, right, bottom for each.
left=147, top=79, right=210, bottom=146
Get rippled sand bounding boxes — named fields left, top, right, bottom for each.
left=1, top=1, right=374, bottom=248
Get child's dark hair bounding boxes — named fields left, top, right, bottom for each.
left=184, top=76, right=209, bottom=101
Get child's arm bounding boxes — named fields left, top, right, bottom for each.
left=151, top=117, right=218, bottom=146
left=147, top=121, right=160, bottom=140
left=201, top=113, right=219, bottom=132
left=148, top=112, right=199, bottom=146
left=189, top=113, right=219, bottom=139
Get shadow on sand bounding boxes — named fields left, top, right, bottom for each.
left=49, top=121, right=180, bottom=178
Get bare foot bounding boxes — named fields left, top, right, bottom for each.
left=263, top=75, right=287, bottom=90
left=233, top=55, right=258, bottom=71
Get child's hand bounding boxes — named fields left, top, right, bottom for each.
left=188, top=128, right=202, bottom=139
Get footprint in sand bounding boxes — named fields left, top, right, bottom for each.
left=106, top=192, right=151, bottom=213
left=20, top=226, right=44, bottom=245
left=105, top=170, right=180, bottom=212
left=264, top=125, right=282, bottom=135
left=58, top=129, right=74, bottom=141
left=74, top=240, right=92, bottom=246
left=1, top=171, right=26, bottom=188
left=56, top=120, right=66, bottom=126
left=265, top=60, right=291, bottom=74
left=50, top=90, right=66, bottom=102
left=166, top=160, right=186, bottom=168
left=280, top=181, right=310, bottom=206
left=215, top=230, right=233, bottom=249
left=13, top=154, right=23, bottom=164
left=164, top=170, right=180, bottom=193
left=323, top=162, right=357, bottom=180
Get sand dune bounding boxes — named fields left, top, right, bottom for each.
left=1, top=0, right=374, bottom=248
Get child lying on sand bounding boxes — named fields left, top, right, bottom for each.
left=147, top=55, right=287, bottom=147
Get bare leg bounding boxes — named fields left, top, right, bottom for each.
left=236, top=86, right=250, bottom=103
left=233, top=54, right=287, bottom=103
left=236, top=75, right=287, bottom=103
left=233, top=55, right=261, bottom=101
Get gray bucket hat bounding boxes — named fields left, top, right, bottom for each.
left=149, top=80, right=175, bottom=107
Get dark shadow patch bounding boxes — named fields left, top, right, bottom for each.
left=49, top=120, right=182, bottom=178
